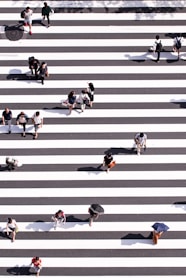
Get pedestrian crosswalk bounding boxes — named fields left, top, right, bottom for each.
left=1, top=0, right=186, bottom=277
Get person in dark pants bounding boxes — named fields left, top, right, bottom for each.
left=6, top=157, right=19, bottom=171
left=102, top=153, right=116, bottom=173
left=2, top=107, right=12, bottom=134
left=42, top=2, right=53, bottom=27
left=28, top=57, right=40, bottom=77
left=153, top=35, right=162, bottom=63
left=88, top=207, right=99, bottom=227
left=16, top=111, right=29, bottom=137
left=37, top=62, right=48, bottom=85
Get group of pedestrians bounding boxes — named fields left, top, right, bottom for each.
left=151, top=34, right=184, bottom=62
left=21, top=2, right=53, bottom=35
left=28, top=57, right=49, bottom=84
left=1, top=108, right=43, bottom=139
left=63, top=82, right=95, bottom=115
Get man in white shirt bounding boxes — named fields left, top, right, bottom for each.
left=134, top=132, right=147, bottom=155
left=31, top=111, right=43, bottom=139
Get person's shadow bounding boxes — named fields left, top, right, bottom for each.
left=121, top=232, right=153, bottom=245
left=7, top=265, right=31, bottom=275
left=7, top=69, right=36, bottom=81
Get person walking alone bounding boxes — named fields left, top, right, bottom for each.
left=102, top=153, right=116, bottom=173
left=134, top=132, right=147, bottom=155
left=6, top=217, right=18, bottom=242
left=173, top=34, right=184, bottom=60
left=153, top=35, right=162, bottom=63
left=42, top=2, right=53, bottom=28
left=51, top=209, right=66, bottom=230
left=30, top=257, right=42, bottom=276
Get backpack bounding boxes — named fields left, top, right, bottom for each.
left=20, top=9, right=26, bottom=18
left=176, top=38, right=181, bottom=49
left=156, top=41, right=162, bottom=52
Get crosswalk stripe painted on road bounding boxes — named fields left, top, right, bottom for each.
left=1, top=171, right=186, bottom=181
left=0, top=94, right=185, bottom=103
left=0, top=187, right=185, bottom=197
left=1, top=0, right=186, bottom=277
left=0, top=204, right=185, bottom=215
left=1, top=221, right=186, bottom=232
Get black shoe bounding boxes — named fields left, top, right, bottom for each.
left=8, top=130, right=11, bottom=134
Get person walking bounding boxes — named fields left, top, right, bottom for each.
left=153, top=230, right=163, bottom=245
left=23, top=6, right=33, bottom=35
left=31, top=111, right=43, bottom=139
left=2, top=107, right=12, bottom=134
left=153, top=35, right=162, bottom=63
left=6, top=217, right=18, bottom=242
left=16, top=111, right=29, bottom=137
left=30, top=257, right=42, bottom=276
left=78, top=90, right=90, bottom=112
left=42, top=2, right=53, bottom=28
left=102, top=153, right=116, bottom=173
left=51, top=209, right=66, bottom=230
left=5, top=157, right=21, bottom=171
left=88, top=206, right=99, bottom=227
left=37, top=62, right=49, bottom=85
left=173, top=34, right=184, bottom=60
left=134, top=132, right=147, bottom=155
left=86, top=82, right=95, bottom=108
left=28, top=57, right=40, bottom=77
left=67, top=91, right=77, bottom=115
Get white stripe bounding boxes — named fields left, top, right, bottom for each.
left=0, top=111, right=186, bottom=121
left=0, top=221, right=185, bottom=232
left=0, top=257, right=186, bottom=267
left=1, top=139, right=186, bottom=149
left=1, top=155, right=186, bottom=165
left=0, top=39, right=182, bottom=47
left=1, top=239, right=186, bottom=250
left=0, top=12, right=186, bottom=21
left=2, top=13, right=186, bottom=21
left=0, top=171, right=186, bottom=181
left=0, top=52, right=179, bottom=61
left=1, top=0, right=185, bottom=8
left=2, top=66, right=186, bottom=74
left=0, top=204, right=184, bottom=215
left=3, top=124, right=186, bottom=134
left=0, top=79, right=186, bottom=88
left=0, top=94, right=184, bottom=103
left=8, top=25, right=186, bottom=33
left=0, top=187, right=185, bottom=197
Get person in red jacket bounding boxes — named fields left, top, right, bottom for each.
left=31, top=257, right=42, bottom=276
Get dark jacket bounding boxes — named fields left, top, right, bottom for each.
left=42, top=5, right=52, bottom=16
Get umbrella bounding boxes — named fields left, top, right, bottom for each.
left=90, top=204, right=104, bottom=214
left=152, top=222, right=169, bottom=233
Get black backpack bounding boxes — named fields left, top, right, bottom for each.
left=156, top=41, right=162, bottom=52
left=20, top=9, right=26, bottom=18
left=176, top=38, right=181, bottom=49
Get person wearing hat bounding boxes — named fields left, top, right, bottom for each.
left=134, top=132, right=147, bottom=155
